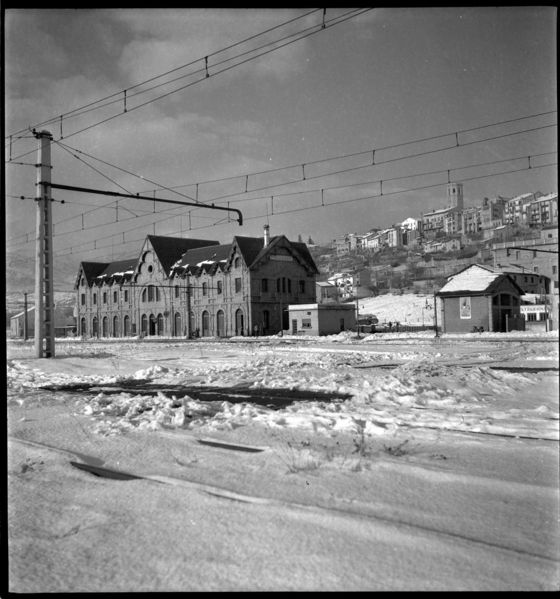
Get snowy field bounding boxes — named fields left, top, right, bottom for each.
left=6, top=330, right=560, bottom=592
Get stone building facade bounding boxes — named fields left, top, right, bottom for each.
left=75, top=228, right=319, bottom=339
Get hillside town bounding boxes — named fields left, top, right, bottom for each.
left=8, top=183, right=558, bottom=339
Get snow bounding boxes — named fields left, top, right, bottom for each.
left=438, top=264, right=501, bottom=294
left=6, top=325, right=559, bottom=591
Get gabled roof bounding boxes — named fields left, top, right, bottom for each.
left=234, top=235, right=268, bottom=267
left=99, top=259, right=137, bottom=279
left=170, top=243, right=232, bottom=276
left=291, top=241, right=320, bottom=274
left=437, top=264, right=523, bottom=296
left=76, top=262, right=110, bottom=287
left=245, top=235, right=319, bottom=273
left=147, top=235, right=219, bottom=272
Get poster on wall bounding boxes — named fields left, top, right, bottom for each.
left=459, top=296, right=471, bottom=319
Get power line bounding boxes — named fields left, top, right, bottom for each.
left=133, top=111, right=557, bottom=194
left=41, top=114, right=556, bottom=229
left=5, top=9, right=370, bottom=160
left=5, top=9, right=323, bottom=140
left=42, top=157, right=558, bottom=260
left=7, top=143, right=557, bottom=251
left=7, top=112, right=556, bottom=247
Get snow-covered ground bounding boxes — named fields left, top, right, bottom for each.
left=356, top=292, right=438, bottom=325
left=6, top=331, right=560, bottom=591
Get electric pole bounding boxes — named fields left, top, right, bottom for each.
left=34, top=130, right=55, bottom=358
left=23, top=292, right=28, bottom=341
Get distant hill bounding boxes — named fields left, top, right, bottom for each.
left=5, top=252, right=79, bottom=294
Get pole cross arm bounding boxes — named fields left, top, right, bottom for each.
left=47, top=182, right=243, bottom=225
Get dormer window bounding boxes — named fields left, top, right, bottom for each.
left=234, top=257, right=241, bottom=268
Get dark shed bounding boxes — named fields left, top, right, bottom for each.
left=437, top=264, right=525, bottom=333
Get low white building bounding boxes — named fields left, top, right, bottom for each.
left=287, top=303, right=356, bottom=336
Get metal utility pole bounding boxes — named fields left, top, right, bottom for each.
left=23, top=292, right=28, bottom=341
left=34, top=130, right=55, bottom=358
left=433, top=291, right=439, bottom=337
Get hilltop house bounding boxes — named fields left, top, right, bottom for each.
left=75, top=226, right=319, bottom=338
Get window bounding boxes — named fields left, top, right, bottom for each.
left=299, top=280, right=305, bottom=294
left=81, top=294, right=85, bottom=306
left=93, top=293, right=97, bottom=305
left=276, top=278, right=281, bottom=293
left=175, top=285, right=180, bottom=298
left=124, top=290, right=128, bottom=302
left=533, top=266, right=539, bottom=274
left=302, top=319, right=312, bottom=329
left=234, top=257, right=241, bottom=268
left=235, top=278, right=242, bottom=293
left=156, top=287, right=160, bottom=301
left=103, top=292, right=107, bottom=304
left=533, top=251, right=537, bottom=258
left=261, top=278, right=268, bottom=293
left=202, top=282, right=208, bottom=296
left=217, top=280, right=222, bottom=295
left=142, top=288, right=147, bottom=302
left=553, top=265, right=557, bottom=275
left=148, top=286, right=154, bottom=302
left=113, top=291, right=118, bottom=303
left=287, top=278, right=291, bottom=293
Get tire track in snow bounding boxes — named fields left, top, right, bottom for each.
left=10, top=436, right=558, bottom=565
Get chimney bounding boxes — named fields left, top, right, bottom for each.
left=263, top=224, right=270, bottom=247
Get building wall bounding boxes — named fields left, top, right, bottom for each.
left=441, top=281, right=522, bottom=333
left=76, top=237, right=317, bottom=338
left=288, top=305, right=356, bottom=336
left=442, top=295, right=491, bottom=333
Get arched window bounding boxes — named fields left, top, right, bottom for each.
left=216, top=310, right=225, bottom=337
left=202, top=282, right=208, bottom=296
left=141, top=314, right=148, bottom=335
left=123, top=315, right=130, bottom=337
left=235, top=309, right=244, bottom=336
left=174, top=312, right=182, bottom=337
left=148, top=286, right=154, bottom=302
left=157, top=313, right=164, bottom=335
left=113, top=315, right=119, bottom=337
left=80, top=317, right=86, bottom=337
left=262, top=310, right=270, bottom=332
left=189, top=311, right=195, bottom=337
left=142, top=288, right=147, bottom=302
left=92, top=317, right=98, bottom=337
left=156, top=286, right=160, bottom=301
left=149, top=314, right=156, bottom=335
left=202, top=311, right=210, bottom=336
left=234, top=257, right=241, bottom=268
left=102, top=316, right=108, bottom=337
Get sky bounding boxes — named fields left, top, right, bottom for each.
left=4, top=7, right=558, bottom=272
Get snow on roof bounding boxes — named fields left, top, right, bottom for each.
left=438, top=265, right=502, bottom=294
left=533, top=192, right=558, bottom=203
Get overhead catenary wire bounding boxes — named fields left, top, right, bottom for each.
left=5, top=9, right=323, bottom=141
left=5, top=8, right=370, bottom=161
left=6, top=124, right=557, bottom=248
left=41, top=157, right=558, bottom=260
